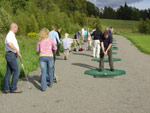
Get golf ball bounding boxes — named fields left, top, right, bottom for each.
left=104, top=73, right=107, bottom=75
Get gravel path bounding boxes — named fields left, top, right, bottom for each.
left=0, top=35, right=150, bottom=113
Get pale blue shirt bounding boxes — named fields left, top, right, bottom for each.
left=62, top=38, right=73, bottom=50
left=49, top=30, right=60, bottom=45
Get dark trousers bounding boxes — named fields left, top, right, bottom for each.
left=99, top=47, right=114, bottom=70
left=56, top=44, right=60, bottom=55
left=4, top=52, right=20, bottom=92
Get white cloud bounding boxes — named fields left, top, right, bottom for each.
left=87, top=0, right=143, bottom=8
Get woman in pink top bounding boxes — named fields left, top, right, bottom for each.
left=37, top=28, right=57, bottom=91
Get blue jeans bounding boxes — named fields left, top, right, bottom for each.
left=4, top=52, right=20, bottom=92
left=39, top=56, right=54, bottom=89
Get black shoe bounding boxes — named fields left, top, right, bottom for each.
left=4, top=90, right=10, bottom=94
left=110, top=69, right=114, bottom=72
left=99, top=69, right=103, bottom=72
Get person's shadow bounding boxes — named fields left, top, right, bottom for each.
left=72, top=63, right=97, bottom=70
left=73, top=53, right=93, bottom=57
left=21, top=75, right=41, bottom=90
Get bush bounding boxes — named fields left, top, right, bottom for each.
left=138, top=18, right=150, bottom=34
left=27, top=32, right=38, bottom=38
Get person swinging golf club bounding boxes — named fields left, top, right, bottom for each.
left=4, top=23, right=22, bottom=94
left=99, top=30, right=114, bottom=72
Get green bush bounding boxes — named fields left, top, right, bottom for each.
left=138, top=18, right=150, bottom=34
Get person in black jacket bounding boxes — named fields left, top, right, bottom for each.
left=56, top=27, right=61, bottom=56
left=91, top=26, right=102, bottom=58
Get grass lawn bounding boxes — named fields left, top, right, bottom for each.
left=123, top=33, right=150, bottom=54
left=101, top=19, right=139, bottom=33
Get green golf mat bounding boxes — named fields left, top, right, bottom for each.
left=112, top=52, right=117, bottom=54
left=113, top=47, right=118, bottom=50
left=92, top=58, right=121, bottom=62
left=84, top=69, right=126, bottom=77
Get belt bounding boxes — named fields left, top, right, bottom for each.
left=6, top=51, right=16, bottom=54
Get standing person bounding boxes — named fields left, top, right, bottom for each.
left=81, top=27, right=85, bottom=42
left=49, top=26, right=60, bottom=82
left=37, top=28, right=57, bottom=91
left=109, top=26, right=114, bottom=34
left=91, top=26, right=102, bottom=58
left=62, top=33, right=73, bottom=60
left=56, top=27, right=61, bottom=56
left=99, top=30, right=114, bottom=72
left=73, top=31, right=81, bottom=48
left=4, top=23, right=22, bottom=94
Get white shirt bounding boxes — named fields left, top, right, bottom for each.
left=81, top=28, right=85, bottom=36
left=5, top=31, right=19, bottom=53
left=62, top=38, right=73, bottom=50
left=49, top=30, right=60, bottom=45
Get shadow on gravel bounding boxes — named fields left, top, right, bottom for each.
left=22, top=75, right=41, bottom=90
left=73, top=53, right=93, bottom=57
left=56, top=58, right=64, bottom=60
left=72, top=63, right=97, bottom=69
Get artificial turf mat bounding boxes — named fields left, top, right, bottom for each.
left=112, top=47, right=118, bottom=50
left=91, top=58, right=121, bottom=62
left=112, top=52, right=117, bottom=54
left=84, top=69, right=126, bottom=77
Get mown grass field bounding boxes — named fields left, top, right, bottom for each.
left=101, top=19, right=139, bottom=33
left=101, top=19, right=150, bottom=54
left=0, top=35, right=40, bottom=90
left=123, top=33, right=150, bottom=54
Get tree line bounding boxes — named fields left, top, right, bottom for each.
left=99, top=2, right=150, bottom=21
left=0, top=0, right=101, bottom=35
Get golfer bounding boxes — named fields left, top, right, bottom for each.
left=99, top=30, right=114, bottom=72
left=4, top=23, right=22, bottom=93
left=37, top=28, right=57, bottom=91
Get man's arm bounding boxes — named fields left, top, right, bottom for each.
left=8, top=42, right=22, bottom=59
left=100, top=42, right=105, bottom=53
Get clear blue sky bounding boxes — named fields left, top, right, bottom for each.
left=87, top=0, right=150, bottom=9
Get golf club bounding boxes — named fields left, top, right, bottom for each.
left=20, top=59, right=32, bottom=89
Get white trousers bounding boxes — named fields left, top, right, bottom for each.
left=92, top=40, right=100, bottom=58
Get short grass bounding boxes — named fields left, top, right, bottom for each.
left=122, top=33, right=150, bottom=54
left=101, top=19, right=139, bottom=34
left=0, top=35, right=39, bottom=90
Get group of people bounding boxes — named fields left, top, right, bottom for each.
left=73, top=26, right=114, bottom=72
left=4, top=23, right=74, bottom=93
left=4, top=22, right=114, bottom=93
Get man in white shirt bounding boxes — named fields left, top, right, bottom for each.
left=4, top=23, right=22, bottom=93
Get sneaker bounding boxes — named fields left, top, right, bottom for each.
left=41, top=89, right=46, bottom=92
left=64, top=56, right=67, bottom=60
left=110, top=69, right=114, bottom=72
left=4, top=90, right=10, bottom=94
left=11, top=89, right=22, bottom=93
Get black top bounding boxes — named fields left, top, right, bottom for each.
left=57, top=31, right=61, bottom=39
left=100, top=34, right=113, bottom=49
left=56, top=31, right=61, bottom=44
left=91, top=30, right=102, bottom=40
